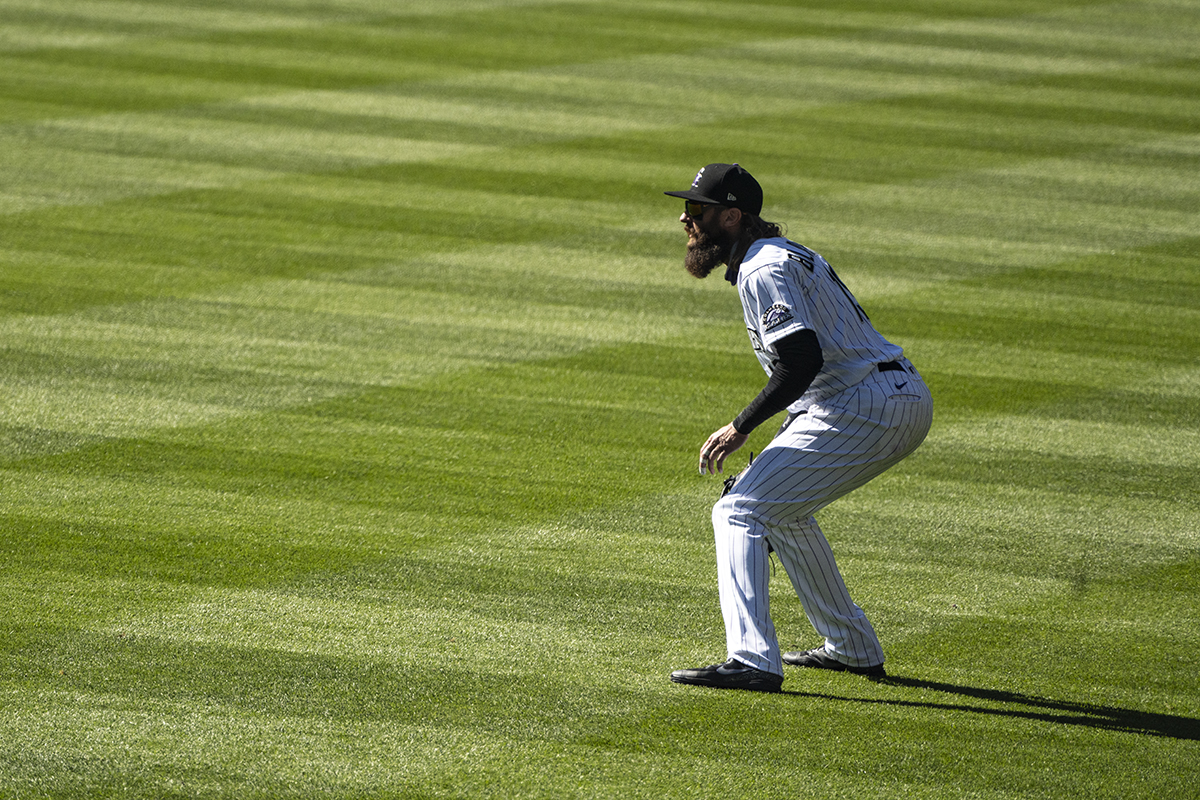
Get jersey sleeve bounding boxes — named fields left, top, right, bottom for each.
left=740, top=261, right=811, bottom=349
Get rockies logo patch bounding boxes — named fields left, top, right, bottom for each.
left=761, top=303, right=794, bottom=331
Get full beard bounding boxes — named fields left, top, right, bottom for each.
left=684, top=227, right=734, bottom=279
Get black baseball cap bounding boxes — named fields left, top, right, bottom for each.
left=664, top=163, right=763, bottom=216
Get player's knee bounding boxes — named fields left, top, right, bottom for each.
left=713, top=493, right=765, bottom=532
left=712, top=493, right=737, bottom=526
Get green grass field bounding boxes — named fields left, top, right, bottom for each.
left=2, top=0, right=1198, bottom=797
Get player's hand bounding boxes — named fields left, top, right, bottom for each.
left=699, top=424, right=748, bottom=475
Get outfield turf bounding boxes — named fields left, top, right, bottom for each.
left=1, top=0, right=1198, bottom=797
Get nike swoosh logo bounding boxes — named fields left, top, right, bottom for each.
left=894, top=381, right=908, bottom=390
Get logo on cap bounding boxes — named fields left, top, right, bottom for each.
left=691, top=168, right=705, bottom=188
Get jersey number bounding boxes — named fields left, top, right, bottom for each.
left=827, top=264, right=869, bottom=322
left=788, top=245, right=868, bottom=322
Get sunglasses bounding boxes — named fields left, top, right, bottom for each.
left=684, top=200, right=714, bottom=219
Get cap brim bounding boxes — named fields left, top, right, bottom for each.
left=664, top=189, right=723, bottom=204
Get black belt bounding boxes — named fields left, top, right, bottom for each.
left=877, top=361, right=905, bottom=373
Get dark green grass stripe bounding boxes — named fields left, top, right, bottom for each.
left=4, top=1, right=1167, bottom=121
left=0, top=277, right=160, bottom=315
left=979, top=259, right=1200, bottom=307
left=882, top=304, right=1200, bottom=366
left=3, top=42, right=448, bottom=93
left=338, top=265, right=738, bottom=320
left=0, top=4, right=819, bottom=93
left=1, top=1, right=1197, bottom=796
left=1019, top=63, right=1200, bottom=98
left=881, top=89, right=1200, bottom=135
left=0, top=514, right=353, bottom=590
left=922, top=371, right=1200, bottom=427
left=0, top=56, right=269, bottom=116
left=916, top=436, right=1200, bottom=501
left=0, top=193, right=673, bottom=286
left=176, top=103, right=558, bottom=148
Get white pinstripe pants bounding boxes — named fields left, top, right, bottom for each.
left=712, top=361, right=933, bottom=676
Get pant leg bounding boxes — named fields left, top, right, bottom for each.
left=768, top=515, right=884, bottom=667
left=711, top=367, right=932, bottom=671
left=713, top=500, right=781, bottom=675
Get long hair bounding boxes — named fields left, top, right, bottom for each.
left=739, top=213, right=785, bottom=244
left=728, top=213, right=785, bottom=271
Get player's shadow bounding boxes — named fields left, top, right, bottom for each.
left=785, top=675, right=1200, bottom=740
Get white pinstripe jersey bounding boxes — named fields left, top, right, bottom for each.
left=736, top=237, right=903, bottom=411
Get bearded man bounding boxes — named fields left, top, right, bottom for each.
left=664, top=163, right=933, bottom=692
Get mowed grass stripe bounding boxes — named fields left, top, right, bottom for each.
left=798, top=176, right=1197, bottom=252
left=0, top=291, right=712, bottom=442
left=11, top=1, right=1191, bottom=210
left=3, top=1, right=1199, bottom=798
left=4, top=0, right=1190, bottom=479
left=30, top=113, right=496, bottom=171
left=0, top=202, right=737, bottom=445
left=0, top=0, right=324, bottom=32
left=0, top=135, right=284, bottom=213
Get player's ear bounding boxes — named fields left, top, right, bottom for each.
left=719, top=207, right=742, bottom=232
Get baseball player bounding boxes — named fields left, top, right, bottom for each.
left=664, top=163, right=932, bottom=692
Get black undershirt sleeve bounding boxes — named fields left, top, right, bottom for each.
left=732, top=328, right=823, bottom=435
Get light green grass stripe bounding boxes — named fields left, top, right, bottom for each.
left=872, top=559, right=1194, bottom=641
left=0, top=119, right=494, bottom=212
left=90, top=584, right=637, bottom=668
left=741, top=34, right=1134, bottom=78
left=904, top=2, right=1199, bottom=58
left=787, top=223, right=1112, bottom=271
left=961, top=152, right=1200, bottom=208
left=0, top=0, right=605, bottom=28
left=0, top=25, right=130, bottom=52
left=0, top=54, right=284, bottom=121
left=842, top=474, right=1200, bottom=570
left=80, top=35, right=475, bottom=83
left=961, top=82, right=1200, bottom=127
left=199, top=277, right=688, bottom=340
left=0, top=319, right=529, bottom=438
left=0, top=381, right=264, bottom=435
left=0, top=466, right=443, bottom=546
left=36, top=113, right=498, bottom=170
left=0, top=692, right=560, bottom=798
left=245, top=87, right=680, bottom=138
left=1127, top=131, right=1200, bottom=158
left=798, top=179, right=1199, bottom=255
left=0, top=0, right=323, bottom=32
left=356, top=243, right=713, bottom=291
left=13, top=0, right=1186, bottom=214
left=901, top=284, right=1200, bottom=338
left=268, top=170, right=675, bottom=231
left=0, top=135, right=281, bottom=214
left=0, top=249, right=246, bottom=296
left=933, top=415, right=1200, bottom=468
left=425, top=57, right=999, bottom=117
left=0, top=244, right=729, bottom=441
left=8, top=691, right=895, bottom=800
left=2, top=268, right=704, bottom=363
left=907, top=338, right=1199, bottom=399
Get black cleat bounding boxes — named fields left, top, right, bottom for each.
left=670, top=659, right=783, bottom=693
left=783, top=647, right=885, bottom=678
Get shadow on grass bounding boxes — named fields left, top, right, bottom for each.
left=785, top=676, right=1200, bottom=741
